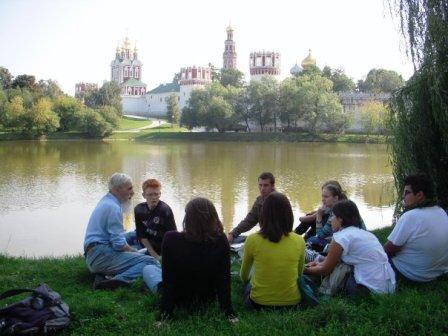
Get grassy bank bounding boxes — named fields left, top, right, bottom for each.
left=118, top=116, right=152, bottom=130
left=136, top=131, right=386, bottom=144
left=1, top=226, right=447, bottom=335
left=0, top=116, right=386, bottom=143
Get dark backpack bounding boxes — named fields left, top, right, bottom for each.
left=0, top=284, right=70, bottom=335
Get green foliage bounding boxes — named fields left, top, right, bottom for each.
left=82, top=108, right=114, bottom=138
left=0, top=88, right=7, bottom=126
left=207, top=96, right=235, bottom=132
left=53, top=96, right=85, bottom=131
left=359, top=69, right=405, bottom=93
left=3, top=95, right=26, bottom=130
left=322, top=66, right=356, bottom=92
left=23, top=97, right=60, bottom=137
left=0, top=67, right=12, bottom=89
left=36, top=79, right=64, bottom=100
left=295, top=74, right=348, bottom=134
left=247, top=77, right=280, bottom=131
left=84, top=81, right=122, bottom=114
left=11, top=74, right=37, bottom=91
left=388, top=0, right=448, bottom=208
left=181, top=83, right=237, bottom=131
left=360, top=101, right=388, bottom=135
left=97, top=105, right=120, bottom=128
left=166, top=93, right=180, bottom=126
left=220, top=68, right=245, bottom=88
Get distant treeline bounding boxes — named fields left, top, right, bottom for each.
left=0, top=67, right=122, bottom=138
left=178, top=66, right=404, bottom=134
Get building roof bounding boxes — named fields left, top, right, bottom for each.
left=122, top=78, right=147, bottom=87
left=147, top=82, right=180, bottom=94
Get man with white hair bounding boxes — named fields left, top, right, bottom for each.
left=83, top=173, right=162, bottom=291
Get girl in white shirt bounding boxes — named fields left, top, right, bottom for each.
left=304, top=200, right=396, bottom=295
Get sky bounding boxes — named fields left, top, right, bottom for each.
left=0, top=0, right=414, bottom=95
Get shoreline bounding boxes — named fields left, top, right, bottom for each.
left=0, top=131, right=387, bottom=144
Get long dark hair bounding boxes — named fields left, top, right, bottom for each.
left=259, top=192, right=294, bottom=243
left=183, top=197, right=224, bottom=243
left=332, top=200, right=362, bottom=229
left=323, top=183, right=347, bottom=201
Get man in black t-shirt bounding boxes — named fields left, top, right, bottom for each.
left=133, top=179, right=176, bottom=261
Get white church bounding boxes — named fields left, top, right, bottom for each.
left=110, top=27, right=237, bottom=117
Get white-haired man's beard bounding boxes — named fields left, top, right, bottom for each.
left=122, top=199, right=133, bottom=214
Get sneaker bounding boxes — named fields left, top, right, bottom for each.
left=92, top=274, right=106, bottom=289
left=94, top=278, right=130, bottom=290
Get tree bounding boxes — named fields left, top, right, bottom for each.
left=166, top=93, right=180, bottom=126
left=279, top=78, right=301, bottom=128
left=360, top=101, right=388, bottom=135
left=53, top=96, right=85, bottom=131
left=295, top=73, right=348, bottom=134
left=3, top=95, right=26, bottom=130
left=24, top=97, right=60, bottom=137
left=11, top=75, right=37, bottom=91
left=172, top=72, right=181, bottom=85
left=388, top=0, right=448, bottom=208
left=82, top=108, right=114, bottom=138
left=84, top=81, right=122, bottom=114
left=180, top=89, right=209, bottom=129
left=361, top=68, right=405, bottom=93
left=208, top=63, right=220, bottom=82
left=205, top=96, right=235, bottom=132
left=322, top=66, right=356, bottom=92
left=97, top=105, right=120, bottom=128
left=0, top=89, right=7, bottom=126
left=247, top=77, right=279, bottom=131
left=0, top=67, right=12, bottom=89
left=220, top=68, right=245, bottom=88
left=227, top=86, right=251, bottom=131
left=36, top=79, right=64, bottom=99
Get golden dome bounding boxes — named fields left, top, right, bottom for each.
left=226, top=24, right=234, bottom=32
left=122, top=35, right=131, bottom=50
left=301, top=49, right=316, bottom=68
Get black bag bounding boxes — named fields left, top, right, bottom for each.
left=0, top=284, right=70, bottom=335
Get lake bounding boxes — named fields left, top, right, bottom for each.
left=0, top=140, right=395, bottom=257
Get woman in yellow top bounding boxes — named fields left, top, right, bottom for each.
left=240, top=192, right=306, bottom=308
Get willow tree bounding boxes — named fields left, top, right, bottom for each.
left=388, top=0, right=448, bottom=208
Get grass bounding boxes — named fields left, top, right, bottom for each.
left=118, top=116, right=152, bottom=131
left=1, top=226, right=448, bottom=335
left=106, top=124, right=188, bottom=140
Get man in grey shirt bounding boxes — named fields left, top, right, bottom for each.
left=227, top=172, right=276, bottom=243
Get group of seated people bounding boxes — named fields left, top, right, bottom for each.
left=83, top=171, right=448, bottom=325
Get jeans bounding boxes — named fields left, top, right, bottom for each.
left=142, top=264, right=162, bottom=294
left=85, top=244, right=160, bottom=287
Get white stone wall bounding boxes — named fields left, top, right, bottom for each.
left=146, top=92, right=180, bottom=117
left=121, top=95, right=148, bottom=115
left=179, top=84, right=204, bottom=110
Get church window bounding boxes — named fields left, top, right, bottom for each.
left=160, top=97, right=162, bottom=102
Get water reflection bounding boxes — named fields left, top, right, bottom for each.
left=0, top=140, right=394, bottom=257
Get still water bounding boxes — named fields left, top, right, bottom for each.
left=0, top=140, right=395, bottom=257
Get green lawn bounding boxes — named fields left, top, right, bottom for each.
left=118, top=116, right=152, bottom=131
left=1, top=226, right=448, bottom=335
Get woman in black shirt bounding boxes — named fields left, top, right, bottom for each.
left=157, top=197, right=236, bottom=325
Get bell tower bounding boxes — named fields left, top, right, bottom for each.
left=223, top=25, right=237, bottom=69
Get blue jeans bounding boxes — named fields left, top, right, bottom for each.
left=85, top=244, right=161, bottom=290
left=142, top=264, right=162, bottom=294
